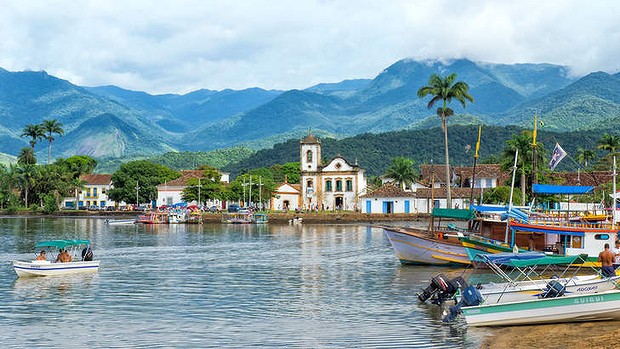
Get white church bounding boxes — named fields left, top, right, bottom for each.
left=298, top=132, right=367, bottom=211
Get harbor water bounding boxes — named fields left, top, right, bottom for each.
left=0, top=217, right=487, bottom=348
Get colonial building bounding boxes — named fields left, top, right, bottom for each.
left=156, top=169, right=229, bottom=208
left=361, top=183, right=416, bottom=214
left=63, top=174, right=115, bottom=209
left=270, top=182, right=301, bottom=211
left=299, top=132, right=366, bottom=211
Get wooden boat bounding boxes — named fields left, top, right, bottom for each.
left=252, top=213, right=269, bottom=224
left=461, top=290, right=620, bottom=326
left=221, top=213, right=252, bottom=224
left=13, top=240, right=100, bottom=277
left=136, top=211, right=169, bottom=224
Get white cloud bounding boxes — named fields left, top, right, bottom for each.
left=0, top=0, right=619, bottom=93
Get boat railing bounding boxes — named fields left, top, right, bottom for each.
left=524, top=217, right=616, bottom=230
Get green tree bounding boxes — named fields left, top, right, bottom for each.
left=17, top=147, right=37, bottom=165
left=14, top=164, right=39, bottom=207
left=576, top=147, right=597, bottom=169
left=270, top=162, right=300, bottom=184
left=417, top=73, right=474, bottom=208
left=385, top=156, right=418, bottom=190
left=70, top=177, right=86, bottom=210
left=109, top=160, right=180, bottom=205
left=41, top=119, right=65, bottom=164
left=501, top=131, right=546, bottom=205
left=597, top=133, right=620, bottom=154
left=181, top=166, right=224, bottom=205
left=57, top=155, right=98, bottom=177
left=21, top=123, right=45, bottom=149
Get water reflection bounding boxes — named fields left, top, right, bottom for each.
left=0, top=217, right=483, bottom=348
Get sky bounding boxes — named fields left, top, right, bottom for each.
left=2, top=0, right=620, bottom=94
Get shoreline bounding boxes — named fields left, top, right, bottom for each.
left=0, top=210, right=431, bottom=224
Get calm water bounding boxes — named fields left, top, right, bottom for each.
left=0, top=217, right=487, bottom=348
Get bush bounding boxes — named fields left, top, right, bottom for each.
left=43, top=194, right=58, bottom=214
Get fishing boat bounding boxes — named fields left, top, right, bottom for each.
left=252, top=213, right=269, bottom=224
left=383, top=208, right=479, bottom=266
left=13, top=240, right=100, bottom=277
left=461, top=289, right=620, bottom=326
left=168, top=211, right=188, bottom=224
left=136, top=211, right=169, bottom=224
left=104, top=218, right=136, bottom=225
left=221, top=213, right=253, bottom=224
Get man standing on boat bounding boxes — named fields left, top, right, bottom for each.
left=599, top=243, right=616, bottom=277
left=612, top=241, right=620, bottom=269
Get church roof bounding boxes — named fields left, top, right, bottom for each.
left=301, top=131, right=320, bottom=144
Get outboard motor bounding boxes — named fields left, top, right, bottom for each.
left=82, top=246, right=93, bottom=261
left=443, top=285, right=484, bottom=322
left=418, top=274, right=468, bottom=305
left=540, top=280, right=565, bottom=298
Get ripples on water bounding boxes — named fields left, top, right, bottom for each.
left=0, top=217, right=486, bottom=348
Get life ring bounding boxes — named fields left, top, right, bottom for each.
left=438, top=232, right=444, bottom=239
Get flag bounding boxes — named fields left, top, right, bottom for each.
left=549, top=143, right=567, bottom=170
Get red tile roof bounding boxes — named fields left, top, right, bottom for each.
left=80, top=174, right=112, bottom=185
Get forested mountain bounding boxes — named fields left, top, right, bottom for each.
left=223, top=125, right=606, bottom=177
left=0, top=58, right=619, bottom=163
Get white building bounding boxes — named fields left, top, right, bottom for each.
left=156, top=169, right=230, bottom=208
left=299, top=132, right=366, bottom=211
left=270, top=182, right=301, bottom=211
left=361, top=184, right=416, bottom=214
left=63, top=174, right=116, bottom=209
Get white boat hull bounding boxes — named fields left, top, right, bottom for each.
left=383, top=228, right=470, bottom=266
left=476, top=275, right=620, bottom=304
left=13, top=260, right=100, bottom=277
left=462, top=290, right=620, bottom=326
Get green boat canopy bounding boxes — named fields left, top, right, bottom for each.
left=35, top=239, right=91, bottom=249
left=477, top=252, right=587, bottom=268
left=432, top=208, right=475, bottom=220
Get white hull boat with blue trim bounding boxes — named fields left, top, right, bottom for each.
left=13, top=239, right=100, bottom=277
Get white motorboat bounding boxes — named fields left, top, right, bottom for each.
left=104, top=218, right=136, bottom=225
left=13, top=239, right=100, bottom=277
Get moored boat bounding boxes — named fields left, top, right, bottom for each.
left=13, top=240, right=100, bottom=277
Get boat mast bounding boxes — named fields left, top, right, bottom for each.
left=469, top=125, right=482, bottom=206
left=429, top=159, right=435, bottom=234
left=505, top=149, right=519, bottom=245
left=614, top=156, right=617, bottom=225
left=532, top=115, right=538, bottom=185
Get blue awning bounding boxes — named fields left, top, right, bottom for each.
left=532, top=184, right=594, bottom=195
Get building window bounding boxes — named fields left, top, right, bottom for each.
left=306, top=150, right=313, bottom=163
left=346, top=179, right=353, bottom=191
left=93, top=188, right=98, bottom=197
left=307, top=180, right=313, bottom=188
left=325, top=180, right=332, bottom=192
left=336, top=180, right=342, bottom=192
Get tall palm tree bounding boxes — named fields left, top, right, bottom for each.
left=385, top=157, right=418, bottom=190
left=41, top=119, right=64, bottom=164
left=417, top=73, right=474, bottom=208
left=597, top=133, right=620, bottom=154
left=20, top=124, right=45, bottom=150
left=17, top=147, right=37, bottom=165
left=576, top=147, right=597, bottom=169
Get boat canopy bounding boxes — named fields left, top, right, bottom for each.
left=532, top=184, right=594, bottom=195
left=478, top=252, right=586, bottom=268
left=432, top=208, right=475, bottom=220
left=509, top=222, right=585, bottom=236
left=35, top=239, right=91, bottom=249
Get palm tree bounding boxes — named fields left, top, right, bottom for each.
left=41, top=119, right=64, bottom=164
left=20, top=124, right=45, bottom=149
left=14, top=164, right=38, bottom=207
left=576, top=147, right=597, bottom=169
left=597, top=133, right=620, bottom=154
left=17, top=147, right=37, bottom=165
left=417, top=73, right=474, bottom=208
left=385, top=157, right=418, bottom=190
left=501, top=131, right=545, bottom=205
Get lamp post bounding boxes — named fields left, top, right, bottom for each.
left=242, top=178, right=247, bottom=207
left=135, top=180, right=140, bottom=207
left=249, top=176, right=253, bottom=208
left=259, top=176, right=263, bottom=211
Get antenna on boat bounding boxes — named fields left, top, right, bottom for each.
left=613, top=156, right=617, bottom=225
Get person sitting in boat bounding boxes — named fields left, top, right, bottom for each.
left=55, top=249, right=72, bottom=263
left=598, top=243, right=616, bottom=277
left=35, top=250, right=46, bottom=261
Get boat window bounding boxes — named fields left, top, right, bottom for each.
left=594, top=234, right=610, bottom=240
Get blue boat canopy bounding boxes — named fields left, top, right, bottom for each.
left=35, top=239, right=91, bottom=249
left=532, top=184, right=594, bottom=195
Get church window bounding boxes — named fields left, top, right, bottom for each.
left=336, top=180, right=343, bottom=192
left=346, top=179, right=353, bottom=191
left=325, top=180, right=332, bottom=192
left=335, top=162, right=342, bottom=170
left=306, top=150, right=313, bottom=163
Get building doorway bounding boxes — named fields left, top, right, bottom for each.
left=335, top=197, right=344, bottom=210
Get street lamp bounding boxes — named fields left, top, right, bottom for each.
left=135, top=180, right=140, bottom=207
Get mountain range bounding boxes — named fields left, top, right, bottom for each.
left=0, top=58, right=619, bottom=163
